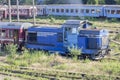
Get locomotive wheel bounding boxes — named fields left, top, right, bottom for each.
left=106, top=48, right=111, bottom=56
left=91, top=50, right=107, bottom=60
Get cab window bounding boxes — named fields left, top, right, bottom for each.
left=27, top=32, right=37, bottom=43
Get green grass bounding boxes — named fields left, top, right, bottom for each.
left=1, top=16, right=120, bottom=79
left=2, top=44, right=119, bottom=77
left=114, top=33, right=120, bottom=41
left=3, top=16, right=120, bottom=28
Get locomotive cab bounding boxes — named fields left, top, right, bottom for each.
left=62, top=20, right=90, bottom=48
left=63, top=25, right=78, bottom=48
left=78, top=29, right=110, bottom=59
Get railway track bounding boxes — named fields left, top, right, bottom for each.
left=108, top=30, right=119, bottom=33
left=25, top=21, right=120, bottom=33
left=111, top=40, right=120, bottom=45
left=11, top=20, right=120, bottom=28
left=0, top=72, right=38, bottom=80
left=0, top=66, right=120, bottom=80
left=0, top=67, right=87, bottom=80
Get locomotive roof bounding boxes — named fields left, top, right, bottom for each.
left=62, top=20, right=88, bottom=28
left=0, top=5, right=7, bottom=10
left=30, top=26, right=61, bottom=29
left=36, top=4, right=120, bottom=8
left=0, top=22, right=33, bottom=29
left=11, top=5, right=36, bottom=9
left=28, top=26, right=62, bottom=32
left=79, top=29, right=108, bottom=35
left=3, top=5, right=36, bottom=9
left=0, top=4, right=120, bottom=9
left=45, top=4, right=103, bottom=7
left=104, top=5, right=120, bottom=8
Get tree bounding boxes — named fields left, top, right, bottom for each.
left=87, top=0, right=96, bottom=4
left=116, top=0, right=120, bottom=4
left=11, top=0, right=17, bottom=5
left=82, top=0, right=88, bottom=4
left=99, top=0, right=105, bottom=4
left=105, top=0, right=116, bottom=4
left=19, top=0, right=35, bottom=5
left=95, top=0, right=99, bottom=5
left=45, top=0, right=65, bottom=4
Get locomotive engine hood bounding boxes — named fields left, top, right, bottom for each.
left=62, top=20, right=91, bottom=29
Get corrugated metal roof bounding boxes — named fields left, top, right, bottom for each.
left=10, top=5, right=36, bottom=9
left=0, top=22, right=33, bottom=29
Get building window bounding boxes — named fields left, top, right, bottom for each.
left=41, top=9, right=42, bottom=12
left=75, top=9, right=78, bottom=13
left=87, top=38, right=98, bottom=49
left=49, top=9, right=51, bottom=12
left=96, top=9, right=101, bottom=13
left=111, top=10, right=115, bottom=14
left=71, top=9, right=74, bottom=13
left=91, top=9, right=95, bottom=14
left=86, top=9, right=89, bottom=13
left=56, top=9, right=59, bottom=13
left=28, top=33, right=37, bottom=43
left=66, top=9, right=69, bottom=13
left=52, top=9, right=55, bottom=12
left=37, top=9, right=40, bottom=11
left=61, top=9, right=64, bottom=13
left=8, top=30, right=13, bottom=38
left=117, top=10, right=120, bottom=14
left=57, top=33, right=63, bottom=42
left=1, top=30, right=6, bottom=38
left=81, top=9, right=84, bottom=13
left=107, top=10, right=110, bottom=14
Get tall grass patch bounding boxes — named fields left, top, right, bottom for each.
left=69, top=46, right=81, bottom=61
left=5, top=44, right=48, bottom=67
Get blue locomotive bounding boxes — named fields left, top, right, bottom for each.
left=26, top=20, right=110, bottom=59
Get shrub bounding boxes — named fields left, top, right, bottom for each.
left=68, top=46, right=81, bottom=60
left=4, top=77, right=11, bottom=80
left=49, top=16, right=55, bottom=23
left=5, top=44, right=17, bottom=54
left=114, top=33, right=120, bottom=41
left=5, top=44, right=17, bottom=59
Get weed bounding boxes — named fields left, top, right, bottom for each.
left=53, top=64, right=68, bottom=70
left=5, top=44, right=17, bottom=54
left=4, top=77, right=11, bottom=80
left=82, top=59, right=91, bottom=63
left=2, top=43, right=120, bottom=78
left=49, top=16, right=55, bottom=23
left=114, top=33, right=120, bottom=41
left=68, top=46, right=81, bottom=61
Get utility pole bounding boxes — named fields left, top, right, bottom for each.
left=17, top=0, right=20, bottom=22
left=33, top=0, right=36, bottom=25
left=0, top=27, right=1, bottom=52
left=8, top=0, right=11, bottom=22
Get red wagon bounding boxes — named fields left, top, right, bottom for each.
left=7, top=5, right=37, bottom=18
left=0, top=5, right=7, bottom=20
left=0, top=22, right=32, bottom=47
